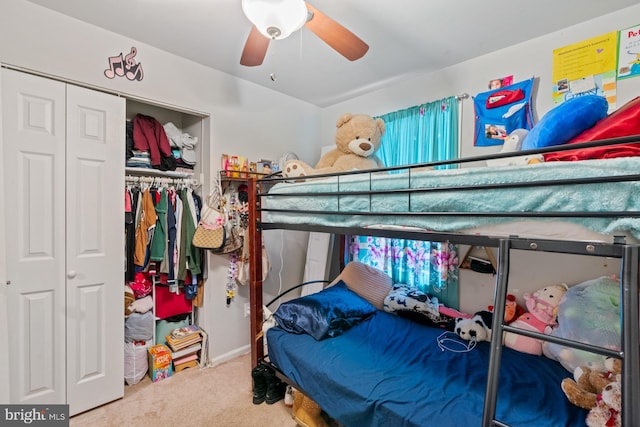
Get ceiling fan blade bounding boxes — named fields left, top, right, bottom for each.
left=240, top=25, right=270, bottom=66
left=304, top=3, right=369, bottom=61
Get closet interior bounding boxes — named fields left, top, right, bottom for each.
left=123, top=98, right=211, bottom=385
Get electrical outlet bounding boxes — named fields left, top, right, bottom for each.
left=244, top=303, right=250, bottom=318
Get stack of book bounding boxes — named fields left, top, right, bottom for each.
left=166, top=325, right=203, bottom=372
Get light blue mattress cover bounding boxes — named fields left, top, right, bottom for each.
left=263, top=157, right=640, bottom=239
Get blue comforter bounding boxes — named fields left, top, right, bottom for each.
left=267, top=310, right=587, bottom=427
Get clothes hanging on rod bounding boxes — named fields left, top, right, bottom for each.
left=124, top=176, right=204, bottom=300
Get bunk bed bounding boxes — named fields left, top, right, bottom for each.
left=247, top=136, right=640, bottom=427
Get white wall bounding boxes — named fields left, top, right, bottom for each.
left=0, top=0, right=319, bottom=363
left=0, top=68, right=8, bottom=402
left=313, top=4, right=640, bottom=313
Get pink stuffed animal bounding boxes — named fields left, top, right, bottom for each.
left=503, top=284, right=568, bottom=355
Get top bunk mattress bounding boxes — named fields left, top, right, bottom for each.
left=261, top=157, right=640, bottom=242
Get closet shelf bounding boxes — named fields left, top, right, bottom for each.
left=219, top=170, right=269, bottom=181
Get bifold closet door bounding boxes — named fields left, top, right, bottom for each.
left=2, top=69, right=67, bottom=406
left=2, top=68, right=124, bottom=415
left=65, top=84, right=124, bottom=415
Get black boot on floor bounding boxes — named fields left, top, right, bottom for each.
left=252, top=365, right=268, bottom=404
left=264, top=367, right=286, bottom=404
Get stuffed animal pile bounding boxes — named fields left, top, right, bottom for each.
left=282, top=113, right=385, bottom=178
left=448, top=275, right=624, bottom=426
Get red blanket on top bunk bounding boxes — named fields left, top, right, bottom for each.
left=544, top=96, right=640, bottom=162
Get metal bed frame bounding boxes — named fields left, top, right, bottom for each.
left=247, top=135, right=640, bottom=427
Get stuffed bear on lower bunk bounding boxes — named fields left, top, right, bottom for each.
left=562, top=357, right=623, bottom=427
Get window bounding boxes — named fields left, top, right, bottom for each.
left=349, top=96, right=461, bottom=307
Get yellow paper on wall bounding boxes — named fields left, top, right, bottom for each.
left=552, top=31, right=618, bottom=111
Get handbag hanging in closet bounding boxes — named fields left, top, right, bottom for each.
left=211, top=226, right=243, bottom=254
left=192, top=181, right=226, bottom=250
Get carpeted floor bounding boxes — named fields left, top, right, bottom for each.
left=70, top=353, right=298, bottom=427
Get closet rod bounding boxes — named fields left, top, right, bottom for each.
left=125, top=175, right=199, bottom=188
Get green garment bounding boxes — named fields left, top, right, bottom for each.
left=149, top=188, right=168, bottom=262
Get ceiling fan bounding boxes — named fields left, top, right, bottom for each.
left=240, top=0, right=369, bottom=66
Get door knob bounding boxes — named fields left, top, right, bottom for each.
left=67, top=270, right=77, bottom=279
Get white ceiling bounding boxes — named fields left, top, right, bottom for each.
left=25, top=0, right=638, bottom=107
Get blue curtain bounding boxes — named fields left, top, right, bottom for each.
left=350, top=96, right=460, bottom=308
left=376, top=96, right=459, bottom=170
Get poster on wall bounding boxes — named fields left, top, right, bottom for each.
left=617, top=24, right=640, bottom=80
left=487, top=75, right=513, bottom=90
left=552, top=31, right=618, bottom=112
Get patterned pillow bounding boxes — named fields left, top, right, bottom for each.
left=383, top=284, right=452, bottom=328
left=329, top=261, right=392, bottom=310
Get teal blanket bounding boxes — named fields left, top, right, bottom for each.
left=264, top=157, right=640, bottom=239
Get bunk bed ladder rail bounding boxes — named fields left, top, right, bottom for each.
left=482, top=238, right=510, bottom=427
left=621, top=244, right=640, bottom=427
left=483, top=240, right=640, bottom=427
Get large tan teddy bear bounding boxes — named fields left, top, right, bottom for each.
left=282, top=113, right=385, bottom=178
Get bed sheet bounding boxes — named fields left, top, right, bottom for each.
left=267, top=310, right=587, bottom=427
left=263, top=157, right=640, bottom=240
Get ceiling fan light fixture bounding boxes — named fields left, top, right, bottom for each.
left=241, top=0, right=308, bottom=40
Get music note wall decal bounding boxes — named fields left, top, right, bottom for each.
left=104, top=47, right=144, bottom=81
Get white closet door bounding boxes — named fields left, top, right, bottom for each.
left=65, top=84, right=124, bottom=415
left=2, top=69, right=67, bottom=405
